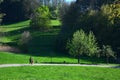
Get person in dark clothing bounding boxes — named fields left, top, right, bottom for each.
left=29, top=56, right=34, bottom=64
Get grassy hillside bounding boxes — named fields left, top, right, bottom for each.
left=0, top=20, right=30, bottom=43
left=0, top=20, right=112, bottom=64
left=0, top=20, right=60, bottom=43
left=0, top=66, right=120, bottom=80
left=0, top=20, right=60, bottom=52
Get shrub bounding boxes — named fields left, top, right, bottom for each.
left=18, top=31, right=31, bottom=52
left=102, top=45, right=116, bottom=64
left=30, top=6, right=51, bottom=30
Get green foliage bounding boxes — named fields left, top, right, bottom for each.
left=0, top=13, right=4, bottom=23
left=87, top=31, right=99, bottom=56
left=58, top=2, right=120, bottom=58
left=0, top=0, right=3, bottom=3
left=0, top=20, right=30, bottom=44
left=58, top=2, right=69, bottom=20
left=102, top=45, right=115, bottom=57
left=0, top=0, right=39, bottom=23
left=67, top=29, right=98, bottom=63
left=62, top=2, right=79, bottom=28
left=50, top=9, right=58, bottom=19
left=67, top=30, right=87, bottom=56
left=18, top=31, right=31, bottom=52
left=102, top=45, right=116, bottom=63
left=0, top=20, right=106, bottom=64
left=18, top=31, right=31, bottom=45
left=0, top=12, right=5, bottom=42
left=30, top=6, right=51, bottom=30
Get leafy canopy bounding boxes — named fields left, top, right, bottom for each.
left=30, top=6, right=51, bottom=30
left=67, top=29, right=98, bottom=57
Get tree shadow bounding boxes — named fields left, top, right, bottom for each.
left=111, top=65, right=120, bottom=68
left=6, top=26, right=31, bottom=37
left=1, top=26, right=112, bottom=64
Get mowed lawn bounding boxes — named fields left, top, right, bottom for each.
left=0, top=66, right=120, bottom=80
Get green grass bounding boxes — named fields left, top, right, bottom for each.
left=0, top=20, right=61, bottom=43
left=1, top=20, right=30, bottom=32
left=0, top=19, right=119, bottom=80
left=50, top=20, right=61, bottom=27
left=0, top=20, right=115, bottom=64
left=0, top=20, right=30, bottom=43
left=0, top=52, right=77, bottom=64
left=0, top=52, right=101, bottom=64
left=0, top=66, right=120, bottom=80
left=0, top=20, right=61, bottom=56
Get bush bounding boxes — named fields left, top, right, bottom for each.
left=18, top=31, right=31, bottom=52
left=30, top=6, right=51, bottom=30
left=102, top=45, right=116, bottom=64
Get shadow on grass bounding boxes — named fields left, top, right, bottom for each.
left=1, top=25, right=111, bottom=64
left=41, top=62, right=100, bottom=65
left=42, top=62, right=75, bottom=64
left=6, top=26, right=31, bottom=36
left=111, top=65, right=120, bottom=68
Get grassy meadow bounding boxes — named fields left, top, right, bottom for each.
left=0, top=20, right=114, bottom=64
left=0, top=66, right=120, bottom=80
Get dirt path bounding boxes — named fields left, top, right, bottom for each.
left=0, top=64, right=119, bottom=68
left=0, top=45, right=21, bottom=53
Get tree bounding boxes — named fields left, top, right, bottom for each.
left=0, top=0, right=5, bottom=43
left=30, top=6, right=51, bottom=30
left=87, top=31, right=98, bottom=56
left=0, top=0, right=3, bottom=4
left=67, top=29, right=98, bottom=64
left=56, top=2, right=80, bottom=52
left=58, top=2, right=69, bottom=20
left=0, top=14, right=4, bottom=43
left=0, top=0, right=39, bottom=23
left=47, top=0, right=65, bottom=19
left=20, top=0, right=39, bottom=19
left=102, top=45, right=116, bottom=64
left=18, top=31, right=31, bottom=52
left=0, top=12, right=4, bottom=24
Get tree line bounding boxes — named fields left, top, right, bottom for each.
left=0, top=0, right=120, bottom=63
left=57, top=0, right=120, bottom=63
left=0, top=0, right=66, bottom=23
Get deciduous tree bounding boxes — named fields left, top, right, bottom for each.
left=30, top=6, right=51, bottom=30
left=102, top=45, right=116, bottom=64
left=67, top=29, right=98, bottom=63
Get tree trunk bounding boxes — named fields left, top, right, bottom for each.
left=78, top=54, right=80, bottom=64
left=106, top=56, right=109, bottom=64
